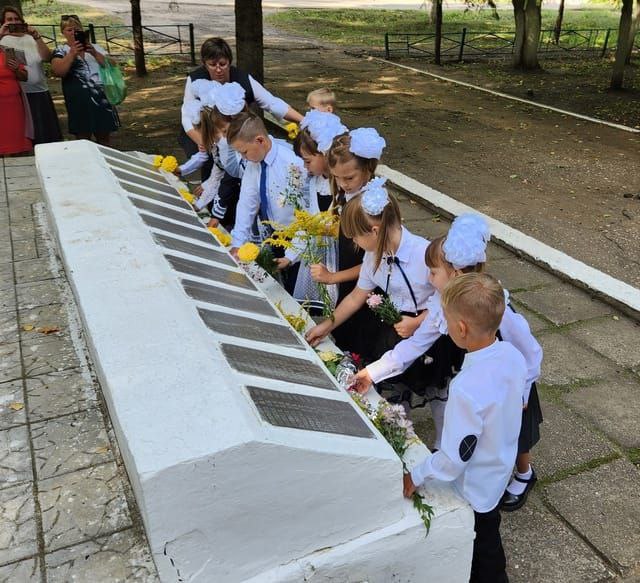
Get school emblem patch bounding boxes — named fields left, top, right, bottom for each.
left=459, top=435, right=478, bottom=462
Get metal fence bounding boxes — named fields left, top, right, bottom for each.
left=384, top=28, right=640, bottom=62
left=33, top=23, right=195, bottom=63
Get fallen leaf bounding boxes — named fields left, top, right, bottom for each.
left=95, top=445, right=110, bottom=454
left=9, top=402, right=24, bottom=411
left=22, top=324, right=34, bottom=331
left=36, top=326, right=60, bottom=335
left=613, top=315, right=620, bottom=321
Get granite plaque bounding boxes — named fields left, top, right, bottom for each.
left=113, top=168, right=178, bottom=197
left=153, top=233, right=236, bottom=267
left=181, top=279, right=277, bottom=317
left=98, top=146, right=156, bottom=170
left=105, top=156, right=164, bottom=182
left=129, top=197, right=203, bottom=228
left=166, top=256, right=255, bottom=290
left=140, top=214, right=218, bottom=246
left=121, top=181, right=188, bottom=210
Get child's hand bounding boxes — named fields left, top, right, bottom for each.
left=394, top=315, right=421, bottom=339
left=353, top=368, right=373, bottom=394
left=403, top=473, right=417, bottom=498
left=275, top=257, right=291, bottom=271
left=305, top=320, right=333, bottom=347
left=207, top=217, right=219, bottom=228
left=310, top=263, right=335, bottom=284
left=173, top=167, right=182, bottom=177
left=230, top=247, right=239, bottom=260
left=193, top=184, right=203, bottom=197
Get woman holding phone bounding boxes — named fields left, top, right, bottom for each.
left=51, top=15, right=119, bottom=145
left=0, top=6, right=62, bottom=145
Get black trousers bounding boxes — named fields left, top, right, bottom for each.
left=470, top=506, right=508, bottom=583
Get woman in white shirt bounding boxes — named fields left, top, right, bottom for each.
left=0, top=6, right=61, bottom=144
left=51, top=15, right=119, bottom=145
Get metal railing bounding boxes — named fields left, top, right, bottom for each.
left=384, top=28, right=640, bottom=62
left=33, top=23, right=196, bottom=63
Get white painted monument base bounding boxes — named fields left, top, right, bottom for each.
left=35, top=141, right=473, bottom=583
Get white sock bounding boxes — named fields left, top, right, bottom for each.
left=506, top=465, right=532, bottom=496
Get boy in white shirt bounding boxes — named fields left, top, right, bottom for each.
left=404, top=273, right=526, bottom=583
left=228, top=112, right=308, bottom=291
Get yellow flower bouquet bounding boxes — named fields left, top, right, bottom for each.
left=208, top=227, right=232, bottom=247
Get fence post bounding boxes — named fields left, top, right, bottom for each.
left=88, top=23, right=96, bottom=44
left=601, top=28, right=610, bottom=58
left=189, top=23, right=196, bottom=65
left=459, top=27, right=467, bottom=62
left=385, top=33, right=389, bottom=59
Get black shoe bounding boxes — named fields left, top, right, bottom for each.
left=500, top=469, right=537, bottom=512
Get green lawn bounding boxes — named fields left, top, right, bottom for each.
left=266, top=7, right=623, bottom=48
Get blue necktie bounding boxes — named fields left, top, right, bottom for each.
left=258, top=160, right=269, bottom=221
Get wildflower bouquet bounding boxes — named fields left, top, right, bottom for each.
left=265, top=210, right=339, bottom=318
left=235, top=242, right=278, bottom=277
left=276, top=164, right=306, bottom=211
left=366, top=293, right=402, bottom=325
left=276, top=301, right=308, bottom=334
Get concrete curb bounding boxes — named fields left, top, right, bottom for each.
left=378, top=164, right=640, bottom=319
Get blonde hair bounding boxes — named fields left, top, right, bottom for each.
left=60, top=15, right=82, bottom=32
left=425, top=236, right=485, bottom=273
left=326, top=133, right=377, bottom=209
left=307, top=87, right=336, bottom=108
left=341, top=191, right=402, bottom=272
left=226, top=111, right=268, bottom=145
left=441, top=273, right=505, bottom=336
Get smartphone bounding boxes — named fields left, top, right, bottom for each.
left=73, top=29, right=87, bottom=45
left=3, top=47, right=16, bottom=61
left=7, top=23, right=28, bottom=34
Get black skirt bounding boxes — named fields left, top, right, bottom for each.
left=26, top=91, right=62, bottom=145
left=519, top=382, right=543, bottom=453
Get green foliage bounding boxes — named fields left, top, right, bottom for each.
left=412, top=491, right=435, bottom=534
left=21, top=0, right=122, bottom=26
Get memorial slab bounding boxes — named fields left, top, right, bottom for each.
left=36, top=141, right=474, bottom=582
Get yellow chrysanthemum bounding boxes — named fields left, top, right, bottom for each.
left=208, top=227, right=231, bottom=247
left=237, top=242, right=260, bottom=262
left=178, top=189, right=194, bottom=204
left=160, top=156, right=179, bottom=173
left=285, top=122, right=299, bottom=140
left=152, top=155, right=163, bottom=168
left=318, top=350, right=340, bottom=362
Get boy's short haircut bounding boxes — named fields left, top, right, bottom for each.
left=307, top=87, right=336, bottom=108
left=227, top=112, right=268, bottom=145
left=200, top=37, right=233, bottom=64
left=441, top=273, right=505, bottom=336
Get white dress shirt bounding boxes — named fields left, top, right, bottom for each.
left=410, top=340, right=527, bottom=513
left=308, top=175, right=332, bottom=214
left=1, top=34, right=48, bottom=93
left=230, top=139, right=309, bottom=256
left=356, top=226, right=434, bottom=313
left=218, top=137, right=245, bottom=179
left=181, top=75, right=290, bottom=133
left=366, top=290, right=542, bottom=403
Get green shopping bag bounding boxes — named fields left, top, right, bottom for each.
left=100, top=61, right=127, bottom=106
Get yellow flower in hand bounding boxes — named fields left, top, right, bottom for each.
left=160, top=156, right=179, bottom=173
left=152, top=155, right=163, bottom=168
left=285, top=122, right=299, bottom=140
left=237, top=242, right=260, bottom=262
left=179, top=189, right=194, bottom=204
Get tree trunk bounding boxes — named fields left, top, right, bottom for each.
left=512, top=0, right=542, bottom=69
left=130, top=0, right=147, bottom=77
left=611, top=0, right=633, bottom=89
left=235, top=0, right=263, bottom=84
left=0, top=0, right=21, bottom=14
left=625, top=0, right=639, bottom=63
left=553, top=0, right=565, bottom=45
left=434, top=0, right=443, bottom=65
left=430, top=0, right=438, bottom=25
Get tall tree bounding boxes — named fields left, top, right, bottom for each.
left=235, top=0, right=263, bottom=84
left=130, top=0, right=147, bottom=77
left=434, top=0, right=443, bottom=64
left=0, top=0, right=21, bottom=14
left=553, top=0, right=565, bottom=45
left=611, top=0, right=633, bottom=89
left=626, top=0, right=640, bottom=63
left=512, top=0, right=542, bottom=69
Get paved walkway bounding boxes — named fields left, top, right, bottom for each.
left=1, top=155, right=639, bottom=582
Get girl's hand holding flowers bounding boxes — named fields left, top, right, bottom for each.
left=353, top=368, right=374, bottom=394
left=275, top=257, right=291, bottom=271
left=310, top=263, right=335, bottom=284
left=305, top=320, right=333, bottom=347
left=394, top=315, right=422, bottom=339
left=207, top=217, right=219, bottom=228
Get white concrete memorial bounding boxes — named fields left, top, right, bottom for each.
left=35, top=140, right=473, bottom=582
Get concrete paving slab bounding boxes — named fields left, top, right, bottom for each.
left=14, top=258, right=56, bottom=285
left=6, top=177, right=41, bottom=192
left=8, top=190, right=42, bottom=205
left=7, top=203, right=33, bottom=222
left=0, top=264, right=13, bottom=290
left=0, top=380, right=26, bottom=430
left=567, top=316, right=640, bottom=370
left=538, top=331, right=619, bottom=386
left=3, top=157, right=35, bottom=167
left=19, top=304, right=70, bottom=345
left=4, top=166, right=38, bottom=180
left=402, top=216, right=450, bottom=240
left=0, top=310, right=18, bottom=344
left=486, top=241, right=513, bottom=261
left=22, top=336, right=82, bottom=377
left=0, top=243, right=13, bottom=265
left=502, top=493, right=615, bottom=583
left=0, top=483, right=37, bottom=567
left=514, top=283, right=614, bottom=326
left=544, top=458, right=640, bottom=573
left=39, top=462, right=132, bottom=553
left=0, top=425, right=32, bottom=488
left=16, top=279, right=63, bottom=310
left=45, top=529, right=158, bottom=583
left=10, top=221, right=37, bottom=242
left=0, top=557, right=40, bottom=582
left=31, top=409, right=113, bottom=480
left=509, top=300, right=552, bottom=334
left=533, top=400, right=615, bottom=480
left=26, top=369, right=97, bottom=423
left=489, top=257, right=558, bottom=292
left=0, top=342, right=21, bottom=384
left=562, top=372, right=640, bottom=449
left=410, top=405, right=436, bottom=449
left=12, top=239, right=37, bottom=262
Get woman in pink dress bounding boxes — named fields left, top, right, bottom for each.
left=0, top=42, right=31, bottom=155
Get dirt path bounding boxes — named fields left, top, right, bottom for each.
left=52, top=2, right=640, bottom=288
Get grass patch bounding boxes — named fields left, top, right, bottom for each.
left=266, top=7, right=623, bottom=48
left=539, top=452, right=621, bottom=485
left=23, top=0, right=122, bottom=27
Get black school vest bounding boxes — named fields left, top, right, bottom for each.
left=187, top=65, right=255, bottom=106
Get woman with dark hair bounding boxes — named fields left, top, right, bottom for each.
left=179, top=37, right=302, bottom=176
left=0, top=5, right=62, bottom=145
